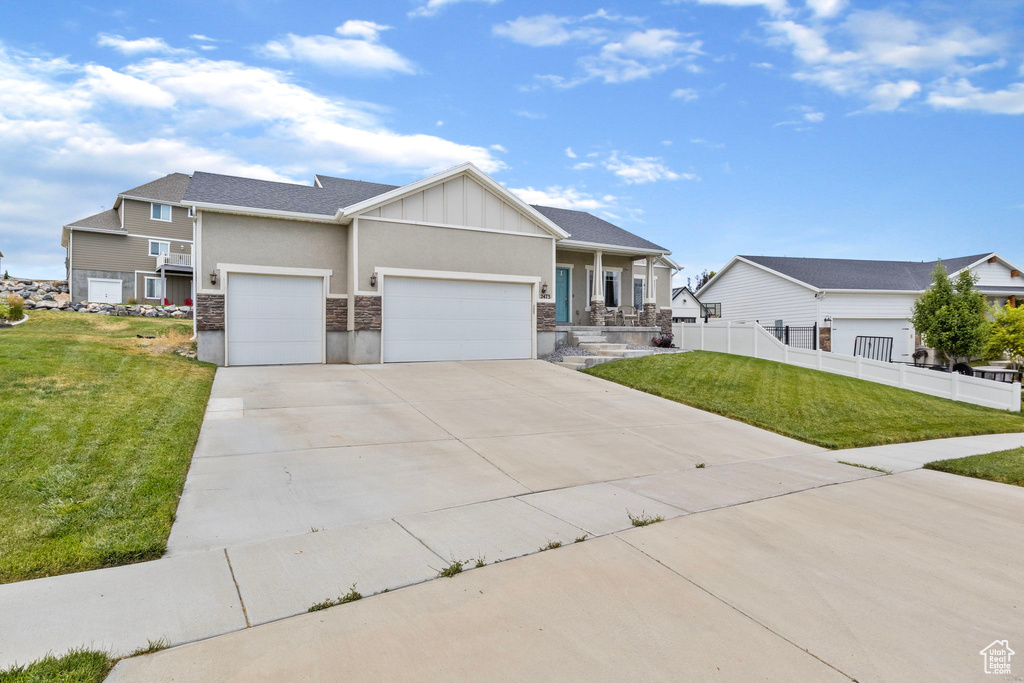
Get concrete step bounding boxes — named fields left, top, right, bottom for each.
left=571, top=336, right=607, bottom=345
left=556, top=361, right=586, bottom=371
left=561, top=355, right=622, bottom=369
left=578, top=343, right=628, bottom=351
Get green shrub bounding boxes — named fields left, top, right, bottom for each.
left=0, top=296, right=9, bottom=321
left=125, top=296, right=137, bottom=305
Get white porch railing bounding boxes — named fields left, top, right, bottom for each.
left=674, top=321, right=1021, bottom=412
left=156, top=252, right=193, bottom=269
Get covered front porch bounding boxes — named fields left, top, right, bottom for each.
left=553, top=246, right=668, bottom=329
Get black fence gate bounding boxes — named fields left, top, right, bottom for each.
left=762, top=323, right=818, bottom=351
left=853, top=336, right=893, bottom=363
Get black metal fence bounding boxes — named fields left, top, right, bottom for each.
left=762, top=323, right=818, bottom=350
left=853, top=336, right=893, bottom=363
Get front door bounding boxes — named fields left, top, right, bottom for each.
left=555, top=267, right=570, bottom=323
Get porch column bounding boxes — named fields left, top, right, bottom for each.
left=161, top=265, right=167, bottom=306
left=641, top=255, right=657, bottom=327
left=590, top=250, right=606, bottom=326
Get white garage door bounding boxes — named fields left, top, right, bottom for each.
left=832, top=318, right=912, bottom=362
left=227, top=273, right=323, bottom=366
left=383, top=277, right=533, bottom=363
left=87, top=278, right=122, bottom=304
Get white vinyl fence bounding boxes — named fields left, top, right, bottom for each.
left=675, top=321, right=1021, bottom=412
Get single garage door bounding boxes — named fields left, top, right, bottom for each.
left=383, top=277, right=532, bottom=363
left=227, top=273, right=323, bottom=366
left=831, top=318, right=912, bottom=363
left=87, top=278, right=122, bottom=304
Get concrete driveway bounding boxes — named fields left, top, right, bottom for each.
left=168, top=360, right=824, bottom=554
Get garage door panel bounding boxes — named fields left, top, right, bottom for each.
left=227, top=274, right=323, bottom=366
left=383, top=277, right=533, bottom=363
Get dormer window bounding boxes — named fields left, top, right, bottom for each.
left=151, top=203, right=171, bottom=221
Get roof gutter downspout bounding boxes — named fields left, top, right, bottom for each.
left=191, top=207, right=198, bottom=342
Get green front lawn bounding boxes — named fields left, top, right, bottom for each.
left=0, top=311, right=215, bottom=583
left=0, top=649, right=113, bottom=683
left=924, top=448, right=1024, bottom=487
left=584, top=351, right=1024, bottom=450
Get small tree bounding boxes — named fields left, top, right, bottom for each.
left=986, top=303, right=1024, bottom=370
left=694, top=269, right=716, bottom=291
left=911, top=261, right=988, bottom=371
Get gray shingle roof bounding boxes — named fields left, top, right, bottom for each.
left=315, top=174, right=399, bottom=206
left=741, top=253, right=993, bottom=291
left=530, top=205, right=667, bottom=252
left=979, top=286, right=1024, bottom=293
left=181, top=171, right=669, bottom=253
left=66, top=208, right=122, bottom=231
left=120, top=173, right=191, bottom=204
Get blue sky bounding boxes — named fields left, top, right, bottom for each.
left=1, top=0, right=1022, bottom=283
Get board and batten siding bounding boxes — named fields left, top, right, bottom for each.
left=970, top=260, right=1022, bottom=288
left=121, top=199, right=193, bottom=242
left=199, top=212, right=348, bottom=295
left=72, top=231, right=191, bottom=273
left=699, top=260, right=819, bottom=326
left=362, top=175, right=548, bottom=236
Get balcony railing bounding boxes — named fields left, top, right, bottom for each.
left=156, top=252, right=193, bottom=270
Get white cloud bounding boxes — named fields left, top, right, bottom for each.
left=671, top=87, right=699, bottom=101
left=690, top=137, right=724, bottom=148
left=80, top=65, right=176, bottom=108
left=96, top=34, right=189, bottom=56
left=498, top=14, right=704, bottom=88
left=683, top=0, right=790, bottom=18
left=566, top=147, right=577, bottom=158
left=927, top=79, right=1024, bottom=114
left=259, top=22, right=416, bottom=75
left=804, top=0, right=846, bottom=19
left=572, top=162, right=595, bottom=170
left=513, top=109, right=546, bottom=119
left=492, top=15, right=605, bottom=47
left=866, top=79, right=921, bottom=111
left=410, top=0, right=499, bottom=18
left=189, top=34, right=218, bottom=42
left=510, top=185, right=615, bottom=211
left=604, top=151, right=696, bottom=184
left=0, top=44, right=506, bottom=278
left=758, top=10, right=1012, bottom=113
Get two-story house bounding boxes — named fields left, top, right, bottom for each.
left=61, top=174, right=194, bottom=305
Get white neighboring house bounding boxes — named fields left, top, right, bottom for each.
left=697, top=252, right=1024, bottom=363
left=670, top=285, right=705, bottom=323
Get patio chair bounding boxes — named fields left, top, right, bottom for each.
left=619, top=305, right=639, bottom=327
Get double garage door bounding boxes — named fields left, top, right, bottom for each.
left=831, top=318, right=912, bottom=362
left=225, top=273, right=532, bottom=365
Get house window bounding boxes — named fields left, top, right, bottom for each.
left=151, top=203, right=171, bottom=221
left=633, top=276, right=657, bottom=308
left=144, top=277, right=163, bottom=300
left=149, top=240, right=170, bottom=256
left=674, top=317, right=697, bottom=324
left=587, top=269, right=621, bottom=307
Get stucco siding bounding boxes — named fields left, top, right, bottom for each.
left=121, top=198, right=193, bottom=241
left=200, top=212, right=347, bottom=295
left=700, top=260, right=819, bottom=326
left=556, top=250, right=636, bottom=325
left=357, top=218, right=551, bottom=288
left=372, top=175, right=546, bottom=236
left=970, top=260, right=1022, bottom=288
left=72, top=230, right=191, bottom=273
left=631, top=264, right=672, bottom=308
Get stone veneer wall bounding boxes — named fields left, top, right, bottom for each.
left=537, top=301, right=556, bottom=332
left=818, top=326, right=832, bottom=352
left=354, top=295, right=382, bottom=331
left=656, top=308, right=672, bottom=336
left=196, top=294, right=225, bottom=331
left=326, top=297, right=348, bottom=332
left=641, top=303, right=658, bottom=327
left=589, top=299, right=607, bottom=326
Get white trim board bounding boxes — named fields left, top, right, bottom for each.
left=361, top=215, right=557, bottom=241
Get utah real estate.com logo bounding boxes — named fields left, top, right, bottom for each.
left=980, top=640, right=1014, bottom=675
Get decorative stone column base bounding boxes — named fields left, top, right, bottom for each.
left=641, top=302, right=658, bottom=327
left=818, top=326, right=832, bottom=352
left=590, top=298, right=607, bottom=326
left=195, top=294, right=225, bottom=331
left=656, top=308, right=673, bottom=336
left=353, top=295, right=382, bottom=331
left=326, top=297, right=348, bottom=332
left=536, top=301, right=556, bottom=332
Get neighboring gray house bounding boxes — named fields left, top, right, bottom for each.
left=698, top=253, right=1023, bottom=362
left=61, top=174, right=194, bottom=305
left=68, top=163, right=678, bottom=365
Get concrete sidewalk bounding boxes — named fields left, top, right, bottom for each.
left=107, top=468, right=1024, bottom=682
left=2, top=431, right=1022, bottom=670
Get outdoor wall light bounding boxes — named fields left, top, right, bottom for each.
left=209, top=270, right=218, bottom=286
left=824, top=316, right=832, bottom=325
left=370, top=272, right=378, bottom=287
left=541, top=282, right=548, bottom=295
